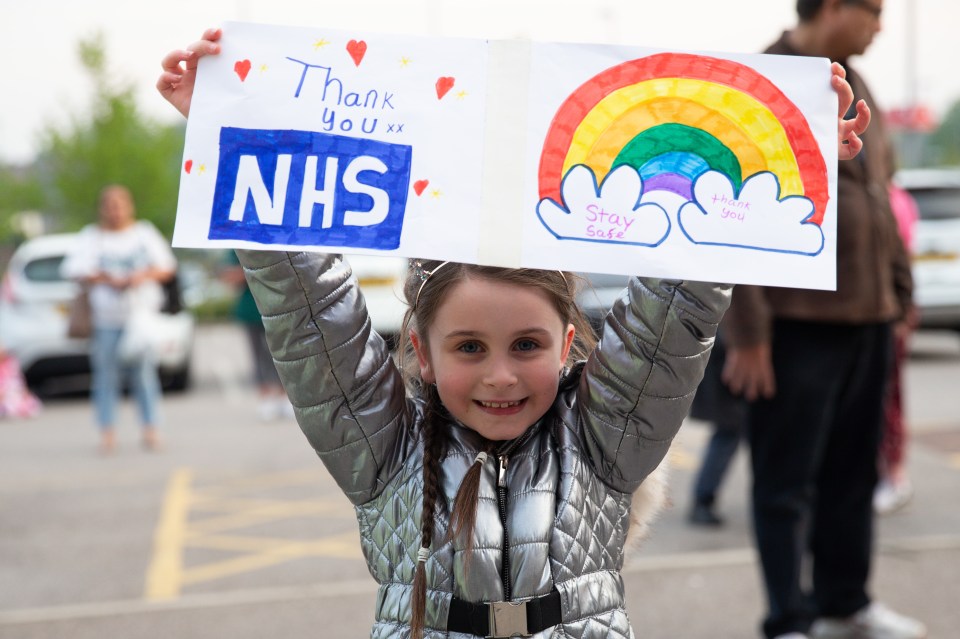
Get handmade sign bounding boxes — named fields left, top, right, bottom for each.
left=175, top=21, right=838, bottom=289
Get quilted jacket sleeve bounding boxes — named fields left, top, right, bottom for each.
left=579, top=278, right=731, bottom=493
left=236, top=250, right=414, bottom=505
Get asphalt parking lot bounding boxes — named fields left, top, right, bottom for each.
left=0, top=325, right=957, bottom=638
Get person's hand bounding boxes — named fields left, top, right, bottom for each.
left=831, top=62, right=870, bottom=161
left=127, top=271, right=150, bottom=288
left=721, top=343, right=776, bottom=402
left=895, top=304, right=920, bottom=341
left=104, top=273, right=130, bottom=290
left=157, top=27, right=223, bottom=118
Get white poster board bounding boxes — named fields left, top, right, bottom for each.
left=175, top=21, right=838, bottom=289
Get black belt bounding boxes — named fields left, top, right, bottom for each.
left=447, top=590, right=562, bottom=637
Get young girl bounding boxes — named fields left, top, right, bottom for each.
left=158, top=29, right=868, bottom=638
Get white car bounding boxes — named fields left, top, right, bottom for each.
left=0, top=233, right=195, bottom=392
left=896, top=168, right=960, bottom=331
left=343, top=254, right=409, bottom=348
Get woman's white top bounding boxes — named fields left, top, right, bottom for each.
left=61, top=221, right=176, bottom=329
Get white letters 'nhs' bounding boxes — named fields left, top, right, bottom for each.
left=228, top=154, right=391, bottom=229
left=229, top=155, right=291, bottom=225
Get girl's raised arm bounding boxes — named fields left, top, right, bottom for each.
left=157, top=27, right=223, bottom=118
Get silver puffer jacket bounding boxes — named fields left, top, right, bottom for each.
left=237, top=250, right=731, bottom=638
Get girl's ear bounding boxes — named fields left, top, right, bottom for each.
left=560, top=323, right=575, bottom=369
left=410, top=330, right=436, bottom=384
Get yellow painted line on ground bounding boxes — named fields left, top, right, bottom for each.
left=184, top=500, right=345, bottom=536
left=144, top=467, right=192, bottom=601
left=180, top=531, right=362, bottom=585
left=142, top=469, right=364, bottom=594
left=189, top=469, right=324, bottom=496
left=188, top=496, right=349, bottom=514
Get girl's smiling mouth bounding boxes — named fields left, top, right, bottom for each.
left=476, top=399, right=526, bottom=412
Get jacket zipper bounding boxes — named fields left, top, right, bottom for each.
left=492, top=422, right=539, bottom=602
left=496, top=453, right=512, bottom=601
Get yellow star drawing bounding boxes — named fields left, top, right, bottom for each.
left=399, top=56, right=411, bottom=67
left=313, top=38, right=331, bottom=50
left=198, top=165, right=207, bottom=175
left=259, top=64, right=268, bottom=73
left=430, top=188, right=442, bottom=199
left=456, top=90, right=468, bottom=100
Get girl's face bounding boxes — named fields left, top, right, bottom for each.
left=412, top=275, right=575, bottom=441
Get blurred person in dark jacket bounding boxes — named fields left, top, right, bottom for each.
left=720, top=1, right=924, bottom=638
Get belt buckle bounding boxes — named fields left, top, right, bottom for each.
left=487, top=600, right=529, bottom=638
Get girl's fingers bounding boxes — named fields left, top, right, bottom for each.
left=157, top=29, right=220, bottom=118
left=838, top=101, right=870, bottom=160
left=832, top=72, right=855, bottom=117
left=202, top=27, right=223, bottom=42
left=851, top=99, right=871, bottom=135
left=160, top=49, right=193, bottom=73
left=156, top=70, right=185, bottom=89
left=176, top=41, right=220, bottom=71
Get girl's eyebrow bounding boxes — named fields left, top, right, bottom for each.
left=442, top=327, right=555, bottom=341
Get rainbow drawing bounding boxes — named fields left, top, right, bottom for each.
left=537, top=52, right=829, bottom=226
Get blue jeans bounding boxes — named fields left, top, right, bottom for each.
left=90, top=327, right=162, bottom=430
left=690, top=335, right=747, bottom=506
left=693, top=423, right=743, bottom=505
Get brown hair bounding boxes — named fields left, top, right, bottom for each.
left=398, top=261, right=596, bottom=638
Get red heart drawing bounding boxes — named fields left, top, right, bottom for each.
left=184, top=160, right=193, bottom=174
left=346, top=40, right=367, bottom=66
left=234, top=59, right=252, bottom=82
left=435, top=77, right=455, bottom=100
left=413, top=179, right=429, bottom=196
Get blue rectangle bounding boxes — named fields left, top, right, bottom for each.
left=209, top=127, right=412, bottom=250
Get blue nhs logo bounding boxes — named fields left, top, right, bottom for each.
left=209, top=127, right=412, bottom=250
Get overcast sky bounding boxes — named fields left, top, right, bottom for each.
left=3, top=0, right=958, bottom=165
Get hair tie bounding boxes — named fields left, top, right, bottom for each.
left=474, top=451, right=488, bottom=466
left=417, top=546, right=430, bottom=564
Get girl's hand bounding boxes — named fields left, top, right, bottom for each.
left=157, top=27, right=223, bottom=118
left=832, top=62, right=871, bottom=161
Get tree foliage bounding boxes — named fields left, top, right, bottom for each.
left=929, top=100, right=960, bottom=166
left=0, top=169, right=44, bottom=242
left=35, top=33, right=184, bottom=237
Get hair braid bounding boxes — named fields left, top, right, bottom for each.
left=410, top=386, right=445, bottom=638
left=448, top=443, right=494, bottom=560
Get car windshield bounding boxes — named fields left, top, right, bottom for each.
left=910, top=187, right=960, bottom=221
left=23, top=255, right=67, bottom=283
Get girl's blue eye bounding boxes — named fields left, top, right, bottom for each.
left=516, top=339, right=539, bottom=352
left=458, top=341, right=482, bottom=354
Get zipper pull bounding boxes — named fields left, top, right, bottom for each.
left=498, top=455, right=508, bottom=488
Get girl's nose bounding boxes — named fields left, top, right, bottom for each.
left=483, top=356, right=518, bottom=388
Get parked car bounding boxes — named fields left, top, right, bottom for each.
left=344, top=254, right=408, bottom=348
left=0, top=233, right=195, bottom=393
left=896, top=168, right=960, bottom=332
left=577, top=272, right=630, bottom=339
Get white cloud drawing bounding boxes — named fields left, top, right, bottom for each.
left=536, top=164, right=670, bottom=246
left=677, top=170, right=824, bottom=256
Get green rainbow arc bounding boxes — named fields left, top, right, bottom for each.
left=612, top=123, right=743, bottom=191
